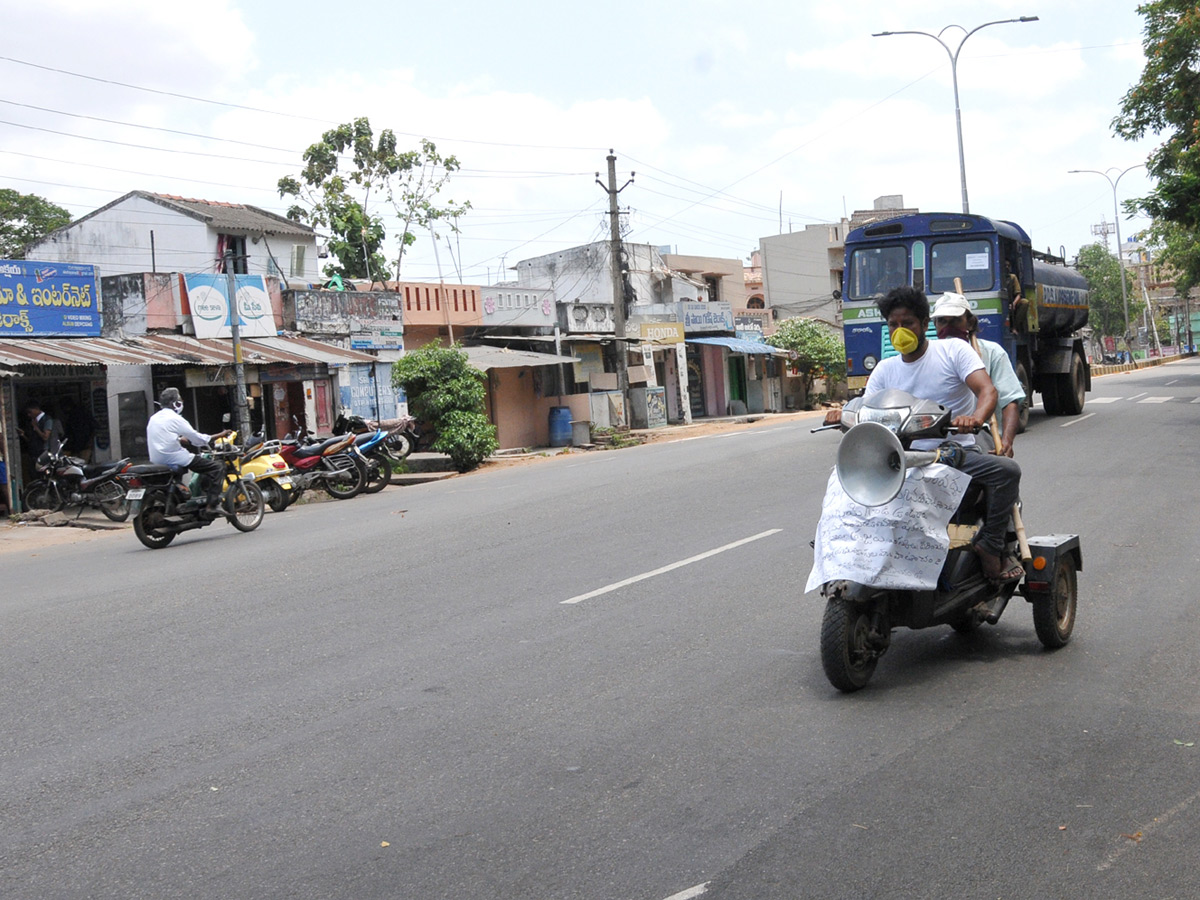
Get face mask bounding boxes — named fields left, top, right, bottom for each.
left=936, top=323, right=970, bottom=342
left=172, top=401, right=184, bottom=413
left=891, top=326, right=919, bottom=354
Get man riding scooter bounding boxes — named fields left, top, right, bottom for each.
left=823, top=286, right=1024, bottom=584
left=146, top=388, right=231, bottom=516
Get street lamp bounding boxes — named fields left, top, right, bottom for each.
left=874, top=16, right=1039, bottom=214
left=1068, top=164, right=1144, bottom=350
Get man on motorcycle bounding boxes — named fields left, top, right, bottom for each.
left=824, top=286, right=1023, bottom=583
left=931, top=291, right=1026, bottom=458
left=146, top=388, right=230, bottom=514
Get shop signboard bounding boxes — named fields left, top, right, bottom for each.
left=349, top=319, right=404, bottom=350
left=734, top=315, right=766, bottom=342
left=679, top=301, right=733, bottom=332
left=184, top=273, right=276, bottom=339
left=0, top=260, right=101, bottom=336
left=639, top=322, right=684, bottom=344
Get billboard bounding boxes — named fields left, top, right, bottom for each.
left=184, top=273, right=276, bottom=339
left=0, top=260, right=102, bottom=337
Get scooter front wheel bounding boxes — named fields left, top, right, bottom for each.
left=820, top=595, right=879, bottom=692
left=225, top=481, right=265, bottom=532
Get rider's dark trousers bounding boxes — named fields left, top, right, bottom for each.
left=957, top=446, right=1021, bottom=556
left=186, top=454, right=224, bottom=507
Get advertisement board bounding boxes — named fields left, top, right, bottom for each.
left=184, top=273, right=276, bottom=339
left=0, top=260, right=101, bottom=337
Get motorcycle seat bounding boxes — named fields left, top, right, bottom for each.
left=83, top=458, right=129, bottom=477
left=291, top=436, right=346, bottom=459
left=126, top=463, right=175, bottom=476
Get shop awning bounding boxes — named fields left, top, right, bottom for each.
left=685, top=336, right=786, bottom=355
left=0, top=334, right=381, bottom=368
left=462, top=346, right=579, bottom=371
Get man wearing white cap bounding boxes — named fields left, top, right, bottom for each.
left=931, top=292, right=1026, bottom=457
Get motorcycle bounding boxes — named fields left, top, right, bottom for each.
left=23, top=443, right=133, bottom=522
left=810, top=389, right=1081, bottom=692
left=333, top=413, right=418, bottom=494
left=217, top=431, right=294, bottom=513
left=275, top=421, right=365, bottom=508
left=123, top=440, right=265, bottom=549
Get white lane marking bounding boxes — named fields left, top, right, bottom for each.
left=1192, top=397, right=1200, bottom=404
left=561, top=530, right=783, bottom=605
left=662, top=884, right=709, bottom=900
left=1128, top=392, right=1148, bottom=401
left=1138, top=396, right=1172, bottom=403
left=565, top=456, right=619, bottom=467
left=1060, top=413, right=1096, bottom=427
left=666, top=436, right=708, bottom=444
left=1088, top=397, right=1121, bottom=403
left=1166, top=379, right=1179, bottom=386
left=1097, top=786, right=1200, bottom=872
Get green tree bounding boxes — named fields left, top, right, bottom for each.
left=1077, top=243, right=1142, bottom=351
left=0, top=189, right=71, bottom=258
left=766, top=317, right=846, bottom=407
left=278, top=117, right=469, bottom=283
left=1113, top=2, right=1200, bottom=230
left=392, top=344, right=497, bottom=472
left=1144, top=217, right=1200, bottom=299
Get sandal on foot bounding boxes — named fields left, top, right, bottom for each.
left=975, top=547, right=1024, bottom=583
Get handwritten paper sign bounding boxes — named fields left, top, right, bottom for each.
left=805, top=463, right=971, bottom=593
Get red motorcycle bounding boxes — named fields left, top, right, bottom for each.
left=275, top=425, right=365, bottom=508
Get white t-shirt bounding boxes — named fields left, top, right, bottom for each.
left=864, top=338, right=985, bottom=448
left=147, top=408, right=212, bottom=468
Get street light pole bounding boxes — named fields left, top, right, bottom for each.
left=1068, top=165, right=1144, bottom=353
left=874, top=16, right=1038, bottom=214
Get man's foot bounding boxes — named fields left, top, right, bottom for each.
left=974, top=546, right=1024, bottom=583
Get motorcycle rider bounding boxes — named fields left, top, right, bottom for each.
left=824, top=286, right=1024, bottom=583
left=931, top=291, right=1026, bottom=458
left=146, top=388, right=231, bottom=515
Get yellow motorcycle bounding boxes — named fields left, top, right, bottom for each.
left=216, top=432, right=294, bottom=513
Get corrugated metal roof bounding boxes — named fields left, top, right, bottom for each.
left=251, top=335, right=378, bottom=365
left=462, top=346, right=579, bottom=370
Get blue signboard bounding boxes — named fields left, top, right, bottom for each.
left=0, top=260, right=101, bottom=337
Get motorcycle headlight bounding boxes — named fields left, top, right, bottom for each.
left=858, top=406, right=909, bottom=433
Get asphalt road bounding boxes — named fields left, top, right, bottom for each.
left=4, top=360, right=1200, bottom=900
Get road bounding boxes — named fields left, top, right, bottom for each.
left=3, top=359, right=1200, bottom=900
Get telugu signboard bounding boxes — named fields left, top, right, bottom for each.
left=184, top=273, right=276, bottom=339
left=0, top=260, right=101, bottom=337
left=679, top=301, right=733, bottom=333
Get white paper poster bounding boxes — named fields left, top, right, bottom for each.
left=805, top=463, right=971, bottom=593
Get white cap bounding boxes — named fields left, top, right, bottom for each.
left=931, top=292, right=972, bottom=319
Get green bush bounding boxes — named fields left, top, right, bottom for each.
left=434, top=409, right=499, bottom=472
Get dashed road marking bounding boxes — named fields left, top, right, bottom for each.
left=561, top=530, right=783, bottom=605
left=1138, top=396, right=1173, bottom=403
left=1060, top=413, right=1096, bottom=427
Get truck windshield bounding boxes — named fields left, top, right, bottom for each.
left=929, top=239, right=994, bottom=293
left=847, top=246, right=907, bottom=299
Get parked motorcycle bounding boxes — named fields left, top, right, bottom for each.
left=218, top=431, right=294, bottom=512
left=334, top=412, right=421, bottom=491
left=810, top=389, right=1081, bottom=692
left=23, top=443, right=132, bottom=521
left=124, top=441, right=265, bottom=549
left=275, top=422, right=365, bottom=508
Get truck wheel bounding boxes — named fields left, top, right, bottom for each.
left=1015, top=362, right=1032, bottom=433
left=820, top=595, right=879, bottom=692
left=1032, top=557, right=1077, bottom=648
left=1055, top=353, right=1086, bottom=416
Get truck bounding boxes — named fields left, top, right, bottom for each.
left=840, top=212, right=1091, bottom=428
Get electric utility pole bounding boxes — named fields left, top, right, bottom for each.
left=597, top=151, right=634, bottom=393
left=223, top=250, right=252, bottom=440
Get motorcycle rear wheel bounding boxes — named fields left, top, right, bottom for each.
left=324, top=454, right=365, bottom=500
left=361, top=450, right=392, bottom=494
left=224, top=481, right=265, bottom=532
left=95, top=480, right=130, bottom=521
left=23, top=480, right=64, bottom=512
left=1032, top=557, right=1077, bottom=648
left=133, top=497, right=176, bottom=549
left=820, top=595, right=879, bottom=692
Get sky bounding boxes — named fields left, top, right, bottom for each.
left=1, top=0, right=1163, bottom=288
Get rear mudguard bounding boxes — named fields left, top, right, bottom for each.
left=1021, top=534, right=1081, bottom=594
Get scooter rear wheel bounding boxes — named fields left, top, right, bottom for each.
left=820, top=595, right=879, bottom=692
left=261, top=479, right=289, bottom=513
left=133, top=498, right=176, bottom=549
left=1032, top=557, right=1077, bottom=648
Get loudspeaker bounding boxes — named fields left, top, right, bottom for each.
left=836, top=421, right=936, bottom=507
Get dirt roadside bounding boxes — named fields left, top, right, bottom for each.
left=0, top=409, right=825, bottom=555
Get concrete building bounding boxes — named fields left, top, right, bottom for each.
left=24, top=191, right=322, bottom=284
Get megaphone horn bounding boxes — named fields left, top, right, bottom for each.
left=835, top=421, right=937, bottom=507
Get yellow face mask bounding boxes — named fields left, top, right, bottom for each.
left=890, top=326, right=919, bottom=354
